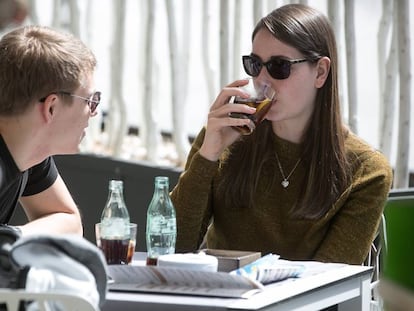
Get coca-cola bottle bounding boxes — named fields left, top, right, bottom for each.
left=99, top=179, right=130, bottom=265
left=145, top=176, right=177, bottom=265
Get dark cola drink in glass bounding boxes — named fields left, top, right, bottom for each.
left=229, top=79, right=275, bottom=135
left=126, top=240, right=135, bottom=264
left=230, top=96, right=273, bottom=135
left=100, top=237, right=130, bottom=265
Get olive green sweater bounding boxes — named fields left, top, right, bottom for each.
left=171, top=128, right=393, bottom=264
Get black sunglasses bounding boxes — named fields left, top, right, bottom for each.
left=39, top=91, right=101, bottom=113
left=242, top=54, right=308, bottom=80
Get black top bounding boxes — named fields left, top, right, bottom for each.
left=0, top=135, right=58, bottom=223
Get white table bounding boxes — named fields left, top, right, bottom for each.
left=102, top=254, right=373, bottom=311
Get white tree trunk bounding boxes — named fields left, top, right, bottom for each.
left=202, top=0, right=216, bottom=104
left=379, top=8, right=398, bottom=158
left=86, top=0, right=94, bottom=43
left=220, top=0, right=230, bottom=87
left=232, top=0, right=242, bottom=80
left=328, top=0, right=346, bottom=120
left=83, top=0, right=102, bottom=150
left=107, top=0, right=127, bottom=157
left=165, top=0, right=191, bottom=166
left=28, top=0, right=39, bottom=24
left=328, top=0, right=341, bottom=28
left=68, top=0, right=80, bottom=38
left=181, top=0, right=191, bottom=91
left=178, top=0, right=192, bottom=162
left=344, top=0, right=358, bottom=134
left=266, top=0, right=275, bottom=11
left=394, top=0, right=411, bottom=188
left=253, top=0, right=264, bottom=25
left=52, top=0, right=62, bottom=28
left=377, top=0, right=393, bottom=101
left=142, top=0, right=160, bottom=161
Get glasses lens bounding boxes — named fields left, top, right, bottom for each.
left=89, top=91, right=101, bottom=113
left=243, top=56, right=262, bottom=77
left=243, top=55, right=292, bottom=80
left=267, top=57, right=291, bottom=80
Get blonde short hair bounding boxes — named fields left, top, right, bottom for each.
left=0, top=25, right=96, bottom=116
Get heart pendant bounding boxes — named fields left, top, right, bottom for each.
left=281, top=180, right=289, bottom=188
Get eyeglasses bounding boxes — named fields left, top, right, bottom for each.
left=39, top=91, right=101, bottom=113
left=242, top=54, right=308, bottom=80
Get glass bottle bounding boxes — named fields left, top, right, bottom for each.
left=146, top=176, right=177, bottom=265
left=100, top=179, right=131, bottom=264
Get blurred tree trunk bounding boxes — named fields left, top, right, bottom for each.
left=202, top=0, right=215, bottom=104
left=107, top=0, right=127, bottom=157
left=85, top=0, right=94, bottom=42
left=232, top=0, right=242, bottom=80
left=328, top=1, right=341, bottom=40
left=27, top=0, right=39, bottom=24
left=328, top=0, right=346, bottom=119
left=267, top=0, right=275, bottom=11
left=378, top=0, right=397, bottom=158
left=84, top=0, right=102, bottom=150
left=51, top=0, right=62, bottom=28
left=219, top=0, right=230, bottom=87
left=377, top=0, right=393, bottom=101
left=253, top=0, right=264, bottom=24
left=50, top=0, right=80, bottom=36
left=181, top=0, right=191, bottom=95
left=344, top=0, right=358, bottom=134
left=165, top=0, right=191, bottom=165
left=143, top=0, right=160, bottom=161
left=67, top=0, right=80, bottom=38
left=394, top=0, right=411, bottom=188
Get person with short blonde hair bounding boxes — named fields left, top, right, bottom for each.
left=0, top=25, right=101, bottom=236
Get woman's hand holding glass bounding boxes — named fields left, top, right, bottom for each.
left=228, top=78, right=276, bottom=135
left=199, top=79, right=260, bottom=162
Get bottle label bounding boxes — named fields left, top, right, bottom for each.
left=148, top=216, right=176, bottom=233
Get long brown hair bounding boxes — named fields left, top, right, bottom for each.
left=218, top=4, right=351, bottom=219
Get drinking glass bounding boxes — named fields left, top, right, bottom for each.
left=95, top=222, right=137, bottom=265
left=229, top=78, right=276, bottom=135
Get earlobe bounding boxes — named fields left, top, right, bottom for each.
left=315, top=57, right=330, bottom=88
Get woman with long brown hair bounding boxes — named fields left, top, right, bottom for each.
left=171, top=3, right=392, bottom=265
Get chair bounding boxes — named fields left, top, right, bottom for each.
left=0, top=288, right=98, bottom=311
left=366, top=191, right=414, bottom=311
left=380, top=194, right=414, bottom=310
left=364, top=213, right=387, bottom=311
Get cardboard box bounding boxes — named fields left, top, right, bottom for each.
left=200, top=249, right=261, bottom=272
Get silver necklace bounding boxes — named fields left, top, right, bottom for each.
left=274, top=151, right=301, bottom=188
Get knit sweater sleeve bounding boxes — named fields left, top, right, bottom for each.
left=313, top=147, right=393, bottom=264
left=170, top=128, right=219, bottom=252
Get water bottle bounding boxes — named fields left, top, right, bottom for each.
left=146, top=176, right=177, bottom=266
left=100, top=179, right=131, bottom=264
